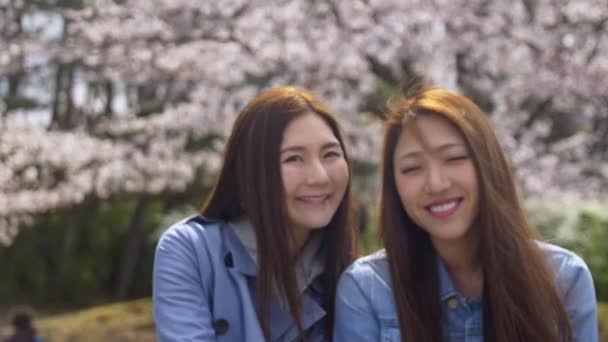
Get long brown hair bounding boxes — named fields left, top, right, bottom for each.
left=202, top=86, right=356, bottom=340
left=380, top=82, right=573, bottom=342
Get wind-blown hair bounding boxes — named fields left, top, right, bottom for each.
left=380, top=81, right=572, bottom=342
left=202, top=86, right=356, bottom=340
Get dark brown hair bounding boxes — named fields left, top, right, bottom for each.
left=380, top=82, right=573, bottom=342
left=202, top=86, right=356, bottom=340
left=7, top=310, right=36, bottom=342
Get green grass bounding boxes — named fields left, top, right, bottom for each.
left=11, top=298, right=155, bottom=342
left=3, top=298, right=607, bottom=341
left=600, top=302, right=608, bottom=341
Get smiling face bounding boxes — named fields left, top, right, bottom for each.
left=280, top=112, right=349, bottom=246
left=393, top=113, right=480, bottom=246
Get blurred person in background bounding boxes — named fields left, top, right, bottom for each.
left=154, top=86, right=357, bottom=341
left=5, top=309, right=45, bottom=342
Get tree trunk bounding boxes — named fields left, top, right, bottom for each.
left=38, top=214, right=61, bottom=302
left=113, top=196, right=149, bottom=300
left=49, top=63, right=76, bottom=129
left=50, top=63, right=66, bottom=129
left=7, top=72, right=23, bottom=96
left=104, top=80, right=114, bottom=116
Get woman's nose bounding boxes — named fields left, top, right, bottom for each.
left=306, top=159, right=330, bottom=185
left=425, top=164, right=451, bottom=194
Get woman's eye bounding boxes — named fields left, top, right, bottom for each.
left=324, top=150, right=342, bottom=159
left=447, top=155, right=469, bottom=162
left=400, top=166, right=420, bottom=174
left=283, top=155, right=303, bottom=163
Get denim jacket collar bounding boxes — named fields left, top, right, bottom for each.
left=437, top=258, right=460, bottom=302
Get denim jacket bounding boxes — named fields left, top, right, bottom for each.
left=153, top=215, right=328, bottom=341
left=333, top=242, right=598, bottom=341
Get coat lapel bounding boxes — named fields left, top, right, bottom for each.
left=220, top=220, right=327, bottom=341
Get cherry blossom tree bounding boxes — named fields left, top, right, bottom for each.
left=1, top=0, right=607, bottom=245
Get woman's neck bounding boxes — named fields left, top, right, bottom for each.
left=433, top=234, right=483, bottom=300
left=289, top=227, right=311, bottom=257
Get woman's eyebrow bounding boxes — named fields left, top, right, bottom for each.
left=320, top=142, right=341, bottom=150
left=281, top=141, right=341, bottom=154
left=280, top=146, right=305, bottom=154
left=396, top=142, right=465, bottom=161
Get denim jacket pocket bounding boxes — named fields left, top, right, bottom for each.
left=380, top=318, right=400, bottom=342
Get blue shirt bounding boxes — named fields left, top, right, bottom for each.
left=153, top=216, right=328, bottom=341
left=333, top=242, right=598, bottom=341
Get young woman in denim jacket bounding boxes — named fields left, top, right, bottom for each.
left=154, top=86, right=357, bottom=341
left=334, top=82, right=598, bottom=342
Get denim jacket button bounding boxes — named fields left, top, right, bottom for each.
left=447, top=298, right=459, bottom=309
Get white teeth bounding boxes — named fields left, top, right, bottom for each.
left=299, top=195, right=327, bottom=203
left=429, top=201, right=457, bottom=213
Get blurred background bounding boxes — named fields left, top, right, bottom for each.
left=1, top=0, right=607, bottom=340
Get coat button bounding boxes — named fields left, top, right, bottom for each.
left=213, top=318, right=229, bottom=335
left=224, top=253, right=234, bottom=268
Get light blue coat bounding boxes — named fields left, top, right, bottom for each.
left=333, top=242, right=598, bottom=341
left=153, top=216, right=327, bottom=341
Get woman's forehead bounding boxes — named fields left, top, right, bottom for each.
left=396, top=114, right=466, bottom=154
left=281, top=113, right=338, bottom=148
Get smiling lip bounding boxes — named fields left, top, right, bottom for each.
left=297, top=194, right=330, bottom=205
left=425, top=198, right=462, bottom=218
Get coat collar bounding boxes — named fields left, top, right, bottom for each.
left=221, top=219, right=258, bottom=277
left=225, top=217, right=327, bottom=341
left=227, top=216, right=326, bottom=294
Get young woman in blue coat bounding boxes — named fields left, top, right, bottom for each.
left=333, top=82, right=598, bottom=341
left=154, top=86, right=357, bottom=341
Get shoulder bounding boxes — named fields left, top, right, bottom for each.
left=538, top=242, right=598, bottom=339
left=537, top=241, right=593, bottom=294
left=538, top=241, right=590, bottom=274
left=154, top=216, right=230, bottom=294
left=154, top=215, right=229, bottom=273
left=340, top=249, right=391, bottom=288
left=157, top=215, right=224, bottom=251
left=336, top=249, right=399, bottom=323
left=345, top=249, right=388, bottom=274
